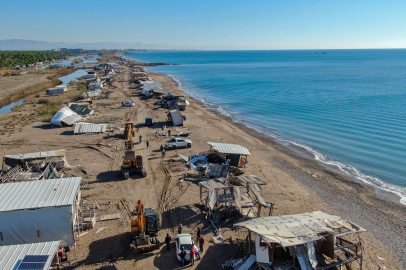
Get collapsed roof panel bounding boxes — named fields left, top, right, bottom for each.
left=4, top=149, right=67, bottom=160
left=207, top=142, right=251, bottom=155
left=234, top=211, right=366, bottom=247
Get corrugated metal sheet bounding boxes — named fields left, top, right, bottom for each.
left=0, top=241, right=59, bottom=270
left=234, top=211, right=367, bottom=247
left=4, top=149, right=66, bottom=160
left=207, top=142, right=251, bottom=155
left=0, top=177, right=82, bottom=212
left=74, top=123, right=107, bottom=134
left=61, top=114, right=82, bottom=126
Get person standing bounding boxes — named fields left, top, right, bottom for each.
left=196, top=226, right=201, bottom=241
left=190, top=244, right=196, bottom=266
left=193, top=244, right=201, bottom=260
left=146, top=140, right=149, bottom=148
left=139, top=135, right=143, bottom=143
left=179, top=247, right=187, bottom=267
left=198, top=236, right=205, bottom=253
left=165, top=233, right=171, bottom=250
left=178, top=222, right=183, bottom=234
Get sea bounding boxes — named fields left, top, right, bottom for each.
left=124, top=50, right=406, bottom=205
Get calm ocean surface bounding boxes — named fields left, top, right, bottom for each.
left=124, top=50, right=406, bottom=204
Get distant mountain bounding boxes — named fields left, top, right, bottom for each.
left=0, top=39, right=170, bottom=50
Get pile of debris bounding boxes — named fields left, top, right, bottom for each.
left=0, top=149, right=69, bottom=183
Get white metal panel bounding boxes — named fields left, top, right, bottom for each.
left=0, top=241, right=59, bottom=270
left=255, top=234, right=269, bottom=263
left=170, top=109, right=183, bottom=126
left=51, top=106, right=82, bottom=126
left=0, top=206, right=73, bottom=247
left=74, top=123, right=107, bottom=134
left=4, top=149, right=66, bottom=160
left=207, top=142, right=251, bottom=155
left=0, top=177, right=82, bottom=211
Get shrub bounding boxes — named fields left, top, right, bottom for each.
left=37, top=104, right=60, bottom=117
left=37, top=96, right=64, bottom=105
left=68, top=91, right=83, bottom=101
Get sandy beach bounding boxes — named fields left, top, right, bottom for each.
left=0, top=53, right=405, bottom=269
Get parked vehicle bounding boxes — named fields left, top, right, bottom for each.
left=165, top=138, right=192, bottom=149
left=175, top=234, right=194, bottom=261
left=123, top=101, right=135, bottom=107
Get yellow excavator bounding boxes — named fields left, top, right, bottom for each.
left=124, top=118, right=136, bottom=141
left=130, top=200, right=160, bottom=252
left=122, top=118, right=147, bottom=178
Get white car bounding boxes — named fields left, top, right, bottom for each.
left=175, top=234, right=195, bottom=262
left=165, top=138, right=192, bottom=149
left=122, top=101, right=135, bottom=107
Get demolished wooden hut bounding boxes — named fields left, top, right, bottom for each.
left=234, top=211, right=366, bottom=270
left=0, top=149, right=69, bottom=183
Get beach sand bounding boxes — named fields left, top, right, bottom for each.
left=0, top=54, right=405, bottom=269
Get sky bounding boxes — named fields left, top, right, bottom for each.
left=1, top=0, right=405, bottom=50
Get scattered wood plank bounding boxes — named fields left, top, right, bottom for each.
left=99, top=213, right=120, bottom=221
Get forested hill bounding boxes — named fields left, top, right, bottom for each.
left=0, top=51, right=76, bottom=68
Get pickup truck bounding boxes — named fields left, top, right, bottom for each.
left=165, top=138, right=192, bottom=149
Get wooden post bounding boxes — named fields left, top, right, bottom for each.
left=257, top=203, right=262, bottom=218
left=268, top=203, right=274, bottom=216
left=248, top=232, right=252, bottom=255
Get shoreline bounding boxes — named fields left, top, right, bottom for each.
left=128, top=55, right=406, bottom=206
left=149, top=70, right=406, bottom=269
left=122, top=54, right=406, bottom=269
left=0, top=53, right=404, bottom=269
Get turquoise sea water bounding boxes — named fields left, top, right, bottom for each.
left=124, top=50, right=406, bottom=204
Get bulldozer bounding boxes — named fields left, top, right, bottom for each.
left=122, top=118, right=147, bottom=178
left=130, top=200, right=160, bottom=252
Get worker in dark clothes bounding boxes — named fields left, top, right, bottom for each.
left=178, top=222, right=183, bottom=234
left=179, top=247, right=187, bottom=266
left=165, top=233, right=171, bottom=250
left=196, top=226, right=201, bottom=241
left=146, top=140, right=149, bottom=148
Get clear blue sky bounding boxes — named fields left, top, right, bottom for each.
left=1, top=0, right=405, bottom=50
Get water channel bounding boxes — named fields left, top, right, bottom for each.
left=0, top=55, right=99, bottom=114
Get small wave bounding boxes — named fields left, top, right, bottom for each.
left=287, top=141, right=406, bottom=205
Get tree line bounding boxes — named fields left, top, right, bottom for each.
left=0, top=51, right=76, bottom=68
